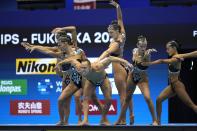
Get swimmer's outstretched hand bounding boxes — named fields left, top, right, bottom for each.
left=21, top=42, right=36, bottom=53
left=146, top=48, right=157, bottom=55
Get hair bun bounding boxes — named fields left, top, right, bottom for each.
left=173, top=39, right=181, bottom=49
left=56, top=31, right=72, bottom=44
left=138, top=35, right=145, bottom=40
left=108, top=20, right=121, bottom=32
left=111, top=20, right=118, bottom=25
left=168, top=40, right=181, bottom=51
left=137, top=35, right=147, bottom=43
left=57, top=30, right=67, bottom=36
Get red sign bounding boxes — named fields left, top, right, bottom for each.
left=10, top=100, right=50, bottom=115
left=76, top=99, right=117, bottom=115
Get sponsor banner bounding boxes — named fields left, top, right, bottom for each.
left=35, top=79, right=64, bottom=94
left=10, top=100, right=50, bottom=115
left=37, top=79, right=54, bottom=95
left=74, top=0, right=96, bottom=10
left=0, top=79, right=27, bottom=95
left=76, top=99, right=117, bottom=115
left=16, top=58, right=57, bottom=75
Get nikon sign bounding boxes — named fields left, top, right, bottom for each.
left=16, top=58, right=57, bottom=75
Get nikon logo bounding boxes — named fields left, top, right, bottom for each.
left=16, top=58, right=57, bottom=75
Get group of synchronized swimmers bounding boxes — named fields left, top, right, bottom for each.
left=21, top=0, right=197, bottom=126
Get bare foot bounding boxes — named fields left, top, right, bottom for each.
left=78, top=120, right=82, bottom=125
left=130, top=115, right=134, bottom=125
left=157, top=120, right=161, bottom=125
left=78, top=120, right=89, bottom=126
left=100, top=119, right=111, bottom=126
left=56, top=121, right=67, bottom=126
left=120, top=120, right=126, bottom=125
left=114, top=120, right=126, bottom=125
left=152, top=121, right=159, bottom=126
left=114, top=121, right=121, bottom=125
